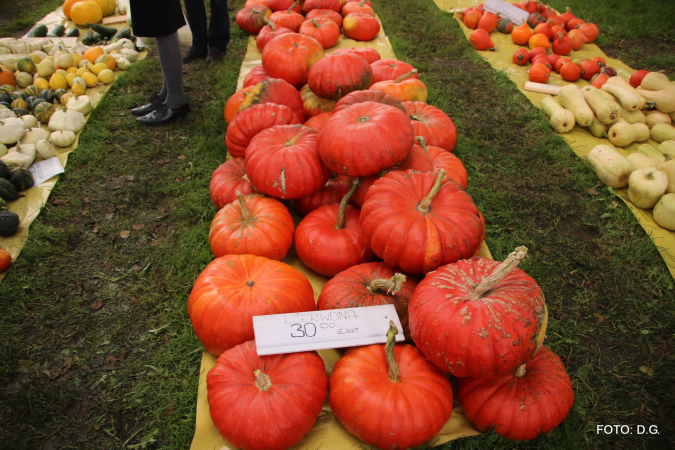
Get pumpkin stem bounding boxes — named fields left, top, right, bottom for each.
left=287, top=1, right=299, bottom=13
left=395, top=69, right=417, bottom=83
left=385, top=320, right=401, bottom=382
left=336, top=178, right=360, bottom=229
left=236, top=190, right=252, bottom=223
left=311, top=19, right=320, bottom=27
left=415, top=136, right=427, bottom=152
left=470, top=246, right=528, bottom=299
left=514, top=363, right=527, bottom=378
left=367, top=273, right=406, bottom=295
left=417, top=170, right=446, bottom=213
left=254, top=369, right=272, bottom=391
left=359, top=0, right=367, bottom=5
left=645, top=171, right=655, bottom=181
left=264, top=17, right=277, bottom=31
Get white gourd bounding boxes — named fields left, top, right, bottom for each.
left=0, top=151, right=33, bottom=167
left=21, top=115, right=39, bottom=128
left=48, top=109, right=86, bottom=132
left=50, top=130, right=77, bottom=147
left=66, top=95, right=92, bottom=115
left=0, top=143, right=7, bottom=157
left=36, top=139, right=57, bottom=159
left=628, top=167, right=668, bottom=209
left=0, top=117, right=27, bottom=145
left=20, top=127, right=50, bottom=145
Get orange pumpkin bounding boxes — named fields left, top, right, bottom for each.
left=0, top=67, right=15, bottom=87
left=591, top=72, right=610, bottom=89
left=463, top=9, right=482, bottom=30
left=224, top=85, right=255, bottom=124
left=555, top=57, right=571, bottom=73
left=512, top=48, right=530, bottom=66
left=0, top=249, right=11, bottom=274
left=70, top=0, right=103, bottom=25
left=370, top=70, right=428, bottom=103
left=533, top=21, right=554, bottom=40
left=528, top=63, right=550, bottom=83
left=560, top=62, right=581, bottom=82
left=84, top=46, right=104, bottom=63
left=477, top=12, right=499, bottom=33
left=469, top=29, right=496, bottom=51
left=512, top=19, right=532, bottom=45
left=528, top=33, right=550, bottom=50
left=578, top=23, right=599, bottom=43
left=63, top=0, right=84, bottom=19
left=567, top=29, right=587, bottom=50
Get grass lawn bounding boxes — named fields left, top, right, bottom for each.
left=1, top=0, right=674, bottom=449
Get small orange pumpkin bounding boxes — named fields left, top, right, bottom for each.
left=567, top=29, right=587, bottom=50
left=579, top=60, right=599, bottom=80
left=566, top=17, right=585, bottom=32
left=477, top=12, right=499, bottom=33
left=0, top=67, right=15, bottom=87
left=512, top=48, right=530, bottom=66
left=591, top=73, right=610, bottom=89
left=463, top=9, right=482, bottom=30
left=512, top=20, right=532, bottom=45
left=370, top=70, right=428, bottom=103
left=84, top=46, right=104, bottom=63
left=533, top=21, right=553, bottom=40
left=529, top=46, right=547, bottom=60
left=555, top=57, right=571, bottom=73
left=469, top=29, right=497, bottom=51
left=63, top=0, right=84, bottom=19
left=578, top=23, right=599, bottom=43
left=560, top=62, right=581, bottom=82
left=70, top=0, right=103, bottom=25
left=592, top=56, right=606, bottom=67
left=529, top=63, right=550, bottom=83
left=0, top=249, right=11, bottom=274
left=528, top=33, right=550, bottom=50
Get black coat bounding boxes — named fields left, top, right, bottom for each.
left=129, top=0, right=186, bottom=37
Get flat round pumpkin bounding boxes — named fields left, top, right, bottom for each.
left=238, top=78, right=305, bottom=122
left=371, top=59, right=418, bottom=84
left=308, top=52, right=373, bottom=101
left=262, top=33, right=325, bottom=88
left=403, top=101, right=457, bottom=152
left=209, top=158, right=256, bottom=210
left=225, top=103, right=301, bottom=158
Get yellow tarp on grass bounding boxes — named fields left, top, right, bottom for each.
left=432, top=0, right=675, bottom=279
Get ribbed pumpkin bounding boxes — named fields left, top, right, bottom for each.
left=207, top=342, right=328, bottom=450
left=370, top=70, right=427, bottom=103
left=403, top=101, right=457, bottom=152
left=317, top=101, right=414, bottom=177
left=458, top=346, right=574, bottom=440
left=188, top=255, right=316, bottom=356
left=306, top=8, right=343, bottom=28
left=318, top=262, right=418, bottom=339
left=416, top=137, right=468, bottom=189
left=225, top=103, right=301, bottom=158
left=300, top=85, right=336, bottom=118
left=262, top=33, right=325, bottom=88
left=370, top=59, right=418, bottom=85
left=331, top=47, right=381, bottom=64
left=267, top=0, right=302, bottom=12
left=70, top=0, right=103, bottom=25
left=409, top=247, right=548, bottom=378
left=304, top=111, right=332, bottom=130
left=92, top=0, right=116, bottom=16
left=238, top=78, right=306, bottom=122
left=243, top=65, right=271, bottom=88
left=342, top=12, right=380, bottom=41
left=63, top=0, right=84, bottom=20
left=360, top=170, right=484, bottom=274
left=295, top=179, right=374, bottom=276
left=210, top=158, right=256, bottom=210
left=209, top=193, right=294, bottom=260
left=256, top=21, right=294, bottom=52
left=303, top=0, right=343, bottom=13
left=269, top=5, right=305, bottom=32
left=34, top=101, right=56, bottom=123
left=224, top=85, right=255, bottom=124
left=332, top=89, right=405, bottom=114
left=236, top=5, right=273, bottom=34
left=308, top=53, right=373, bottom=101
left=295, top=173, right=349, bottom=215
left=299, top=18, right=341, bottom=49
left=246, top=124, right=329, bottom=199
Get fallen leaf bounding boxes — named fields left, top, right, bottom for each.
left=132, top=265, right=142, bottom=271
left=129, top=296, right=138, bottom=304
left=119, top=230, right=130, bottom=239
left=90, top=300, right=103, bottom=311
left=177, top=154, right=186, bottom=159
left=103, top=354, right=118, bottom=371
left=608, top=200, right=619, bottom=208
left=125, top=175, right=135, bottom=181
left=639, top=366, right=654, bottom=376
left=63, top=357, right=73, bottom=371
left=587, top=188, right=599, bottom=195
left=592, top=313, right=605, bottom=323
left=132, top=223, right=145, bottom=230
left=93, top=424, right=100, bottom=431
left=105, top=213, right=114, bottom=220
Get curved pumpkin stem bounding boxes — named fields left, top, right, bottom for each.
left=385, top=320, right=400, bottom=382
left=311, top=19, right=320, bottom=28
left=287, top=0, right=299, bottom=13
left=236, top=191, right=252, bottom=224
left=263, top=17, right=277, bottom=31
left=336, top=177, right=360, bottom=229
left=394, top=69, right=417, bottom=83
left=367, top=273, right=406, bottom=295
left=417, top=170, right=446, bottom=213
left=470, top=246, right=528, bottom=299
left=254, top=369, right=272, bottom=391
left=514, top=363, right=527, bottom=378
left=358, top=0, right=367, bottom=6
left=415, top=136, right=428, bottom=152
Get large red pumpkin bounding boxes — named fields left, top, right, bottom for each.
left=295, top=174, right=349, bottom=215
left=256, top=21, right=294, bottom=52
left=403, top=101, right=457, bottom=152
left=458, top=346, right=574, bottom=440
left=359, top=170, right=484, bottom=274
left=409, top=247, right=549, bottom=378
left=267, top=0, right=302, bottom=12
left=225, top=103, right=301, bottom=158
left=224, top=85, right=255, bottom=124
left=299, top=17, right=341, bottom=49
left=370, top=69, right=428, bottom=103
left=262, top=33, right=326, bottom=88
left=304, top=111, right=332, bottom=130
left=269, top=6, right=305, bottom=32
left=318, top=262, right=418, bottom=339
left=209, top=193, right=295, bottom=260
left=238, top=77, right=306, bottom=122
left=210, top=158, right=256, bottom=210
left=300, top=84, right=336, bottom=118
left=207, top=341, right=328, bottom=450
left=243, top=65, right=271, bottom=87
left=303, top=0, right=343, bottom=14
left=330, top=47, right=381, bottom=63
left=317, top=101, right=414, bottom=177
left=341, top=0, right=373, bottom=16
left=329, top=322, right=454, bottom=449
left=246, top=124, right=329, bottom=199
left=306, top=8, right=343, bottom=28
left=188, top=255, right=316, bottom=356
left=236, top=5, right=272, bottom=34
left=370, top=59, right=418, bottom=84
left=308, top=52, right=373, bottom=101
left=332, top=89, right=405, bottom=114
left=343, top=12, right=380, bottom=41
left=416, top=137, right=467, bottom=189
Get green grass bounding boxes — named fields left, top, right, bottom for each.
left=0, top=0, right=63, bottom=36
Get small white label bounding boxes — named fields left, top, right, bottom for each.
left=484, top=0, right=530, bottom=24
left=28, top=157, right=65, bottom=186
left=253, top=304, right=404, bottom=356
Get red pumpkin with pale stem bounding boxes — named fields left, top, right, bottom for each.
left=306, top=8, right=343, bottom=28
left=567, top=28, right=587, bottom=50
left=224, top=85, right=255, bottom=124
left=269, top=4, right=305, bottom=32
left=236, top=5, right=272, bottom=34
left=552, top=32, right=573, bottom=56
left=243, top=65, right=271, bottom=87
left=267, top=0, right=302, bottom=12
left=189, top=255, right=316, bottom=355
left=299, top=17, right=341, bottom=49
left=207, top=341, right=327, bottom=450
left=331, top=47, right=381, bottom=63
left=458, top=346, right=574, bottom=440
left=300, top=85, right=336, bottom=118
left=370, top=59, right=418, bottom=84
left=403, top=101, right=457, bottom=152
left=210, top=159, right=256, bottom=210
left=341, top=0, right=373, bottom=17
left=262, top=33, right=325, bottom=88
left=308, top=52, right=373, bottom=101
left=318, top=101, right=414, bottom=177
left=256, top=20, right=293, bottom=52
left=409, top=247, right=548, bottom=378
left=559, top=6, right=576, bottom=26
left=295, top=179, right=374, bottom=276
left=238, top=77, right=306, bottom=121
left=333, top=89, right=405, bottom=114
left=416, top=136, right=467, bottom=188
left=295, top=174, right=349, bottom=215
left=560, top=61, right=581, bottom=82
left=226, top=103, right=301, bottom=158
left=370, top=69, right=427, bottom=102
left=246, top=124, right=329, bottom=199
left=360, top=170, right=484, bottom=274
left=304, top=111, right=332, bottom=130
left=209, top=193, right=294, bottom=260
left=329, top=322, right=454, bottom=449
left=343, top=12, right=380, bottom=41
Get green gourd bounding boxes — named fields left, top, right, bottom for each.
left=0, top=210, right=20, bottom=236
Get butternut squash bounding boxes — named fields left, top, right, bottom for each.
left=601, top=83, right=642, bottom=111
left=605, top=76, right=653, bottom=109
left=637, top=88, right=675, bottom=113
left=635, top=144, right=665, bottom=163
left=619, top=107, right=646, bottom=124
left=582, top=86, right=621, bottom=125
left=607, top=122, right=649, bottom=147
left=583, top=85, right=616, bottom=104
left=657, top=158, right=675, bottom=194
left=586, top=145, right=634, bottom=188
left=650, top=123, right=675, bottom=143
left=653, top=194, right=675, bottom=230
left=659, top=140, right=675, bottom=157
left=628, top=167, right=668, bottom=209
left=640, top=72, right=675, bottom=92
left=541, top=97, right=575, bottom=133
left=628, top=152, right=662, bottom=170
left=559, top=84, right=594, bottom=127
left=589, top=117, right=608, bottom=138
left=644, top=110, right=672, bottom=128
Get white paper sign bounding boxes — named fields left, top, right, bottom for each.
left=484, top=0, right=529, bottom=24
left=28, top=157, right=65, bottom=186
left=253, top=304, right=405, bottom=356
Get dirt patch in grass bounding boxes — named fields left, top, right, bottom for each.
left=602, top=35, right=675, bottom=72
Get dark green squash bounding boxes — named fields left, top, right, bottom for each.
left=47, top=24, right=66, bottom=37
left=9, top=166, right=34, bottom=191
left=31, top=98, right=45, bottom=113
left=0, top=101, right=10, bottom=109
left=0, top=161, right=10, bottom=180
left=10, top=91, right=26, bottom=101
left=0, top=85, right=14, bottom=96
left=52, top=89, right=66, bottom=103
left=0, top=178, right=24, bottom=202
left=82, top=30, right=96, bottom=46
left=39, top=90, right=56, bottom=103
left=34, top=102, right=55, bottom=124
left=0, top=210, right=20, bottom=237
left=12, top=108, right=30, bottom=117
left=11, top=98, right=27, bottom=110
left=0, top=93, right=11, bottom=104
left=25, top=96, right=38, bottom=110
left=65, top=28, right=80, bottom=38
left=497, top=18, right=514, bottom=34
left=24, top=85, right=40, bottom=98
left=27, top=24, right=48, bottom=38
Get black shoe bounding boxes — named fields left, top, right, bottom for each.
left=206, top=47, right=225, bottom=62
left=137, top=103, right=190, bottom=126
left=183, top=47, right=207, bottom=63
left=131, top=92, right=165, bottom=117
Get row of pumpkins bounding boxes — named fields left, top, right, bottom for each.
left=187, top=5, right=576, bottom=448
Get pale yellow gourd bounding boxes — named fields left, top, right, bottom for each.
left=605, top=76, right=653, bottom=109
left=653, top=194, right=675, bottom=230
left=582, top=86, right=621, bottom=125
left=640, top=72, right=675, bottom=92
left=541, top=97, right=575, bottom=133
left=658, top=158, right=675, bottom=194
left=588, top=117, right=608, bottom=138
left=635, top=144, right=665, bottom=163
left=628, top=167, right=668, bottom=209
left=619, top=107, right=646, bottom=124
left=637, top=88, right=675, bottom=113
left=644, top=110, right=672, bottom=128
left=650, top=123, right=675, bottom=143
left=601, top=83, right=642, bottom=111
left=35, top=138, right=57, bottom=159
left=607, top=122, right=650, bottom=147
left=586, top=145, right=634, bottom=188
left=583, top=85, right=615, bottom=103
left=628, top=152, right=662, bottom=170
left=558, top=84, right=595, bottom=127
left=50, top=130, right=77, bottom=147
left=659, top=140, right=675, bottom=157
left=19, top=127, right=50, bottom=145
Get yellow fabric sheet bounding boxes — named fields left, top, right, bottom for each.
left=191, top=14, right=491, bottom=450
left=0, top=3, right=146, bottom=283
left=432, top=0, right=675, bottom=279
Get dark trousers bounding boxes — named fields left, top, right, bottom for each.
left=184, top=0, right=231, bottom=51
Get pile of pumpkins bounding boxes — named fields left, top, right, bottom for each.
left=187, top=4, right=577, bottom=446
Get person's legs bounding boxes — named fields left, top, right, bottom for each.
left=207, top=0, right=230, bottom=60
left=184, top=0, right=208, bottom=62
